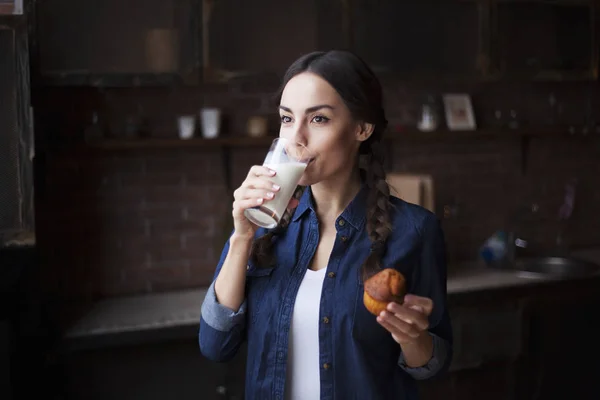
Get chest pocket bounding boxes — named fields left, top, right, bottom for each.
left=352, top=276, right=393, bottom=349
left=246, top=266, right=276, bottom=324
left=351, top=266, right=413, bottom=352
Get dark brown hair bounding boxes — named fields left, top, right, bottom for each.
left=250, top=50, right=392, bottom=281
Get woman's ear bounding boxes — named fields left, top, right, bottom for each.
left=355, top=122, right=375, bottom=142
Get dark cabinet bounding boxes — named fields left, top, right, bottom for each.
left=520, top=292, right=600, bottom=399
left=60, top=339, right=248, bottom=400
left=30, top=0, right=600, bottom=87
left=348, top=0, right=599, bottom=82
left=449, top=301, right=525, bottom=372
left=420, top=282, right=600, bottom=400
left=202, top=0, right=347, bottom=81
left=32, top=0, right=349, bottom=86
left=0, top=17, right=34, bottom=243
left=351, top=0, right=482, bottom=79
left=32, top=0, right=201, bottom=86
left=494, top=0, right=598, bottom=81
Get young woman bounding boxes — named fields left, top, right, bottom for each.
left=199, top=50, right=452, bottom=400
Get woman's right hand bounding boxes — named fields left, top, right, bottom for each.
left=232, top=165, right=281, bottom=240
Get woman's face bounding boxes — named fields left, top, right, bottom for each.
left=278, top=72, right=366, bottom=187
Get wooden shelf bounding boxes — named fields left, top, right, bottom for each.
left=399, top=127, right=590, bottom=139
left=34, top=72, right=186, bottom=88
left=83, top=136, right=275, bottom=150
left=49, top=127, right=590, bottom=153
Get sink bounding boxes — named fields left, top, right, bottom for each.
left=511, top=256, right=600, bottom=279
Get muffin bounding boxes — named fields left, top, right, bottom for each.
left=363, top=268, right=407, bottom=316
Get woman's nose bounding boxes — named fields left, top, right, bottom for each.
left=290, top=121, right=308, bottom=145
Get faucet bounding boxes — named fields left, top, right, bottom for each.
left=505, top=203, right=539, bottom=265
left=506, top=232, right=529, bottom=266
left=555, top=179, right=577, bottom=256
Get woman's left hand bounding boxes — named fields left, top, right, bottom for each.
left=376, top=294, right=433, bottom=346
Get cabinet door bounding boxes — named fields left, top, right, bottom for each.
left=204, top=0, right=347, bottom=80
left=351, top=0, right=481, bottom=79
left=0, top=21, right=34, bottom=243
left=449, top=301, right=525, bottom=372
left=524, top=294, right=600, bottom=399
left=495, top=1, right=595, bottom=81
left=34, top=0, right=200, bottom=86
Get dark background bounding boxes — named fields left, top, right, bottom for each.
left=1, top=0, right=600, bottom=399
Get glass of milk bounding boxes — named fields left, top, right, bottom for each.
left=244, top=138, right=313, bottom=229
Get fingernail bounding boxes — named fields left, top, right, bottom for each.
left=266, top=192, right=274, bottom=199
left=257, top=198, right=263, bottom=205
left=272, top=184, right=280, bottom=190
left=269, top=169, right=276, bottom=175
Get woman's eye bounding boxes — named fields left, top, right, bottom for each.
left=280, top=115, right=292, bottom=124
left=312, top=115, right=330, bottom=124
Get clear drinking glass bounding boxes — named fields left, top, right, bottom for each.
left=244, top=138, right=313, bottom=229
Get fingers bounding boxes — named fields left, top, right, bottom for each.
left=248, top=165, right=276, bottom=179
left=233, top=166, right=281, bottom=205
left=403, top=295, right=434, bottom=316
left=238, top=188, right=276, bottom=202
left=386, top=302, right=429, bottom=331
left=377, top=311, right=422, bottom=339
left=234, top=178, right=279, bottom=197
left=232, top=197, right=261, bottom=214
left=232, top=166, right=283, bottom=219
left=232, top=188, right=275, bottom=217
left=377, top=318, right=413, bottom=344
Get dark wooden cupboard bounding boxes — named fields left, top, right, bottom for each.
left=27, top=0, right=600, bottom=86
left=32, top=0, right=201, bottom=86
left=0, top=14, right=34, bottom=243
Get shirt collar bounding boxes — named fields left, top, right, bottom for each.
left=292, top=184, right=368, bottom=231
left=291, top=187, right=314, bottom=222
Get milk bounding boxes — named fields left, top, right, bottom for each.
left=244, top=162, right=307, bottom=228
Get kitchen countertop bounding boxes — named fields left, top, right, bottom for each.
left=62, top=248, right=600, bottom=351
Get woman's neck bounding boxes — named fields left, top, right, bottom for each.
left=310, top=168, right=362, bottom=225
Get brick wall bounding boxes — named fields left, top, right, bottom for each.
left=33, top=79, right=600, bottom=300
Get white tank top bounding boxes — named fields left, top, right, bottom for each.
left=285, top=268, right=327, bottom=400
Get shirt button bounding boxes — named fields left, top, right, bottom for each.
left=341, top=236, right=348, bottom=242
left=246, top=265, right=250, bottom=271
left=277, top=351, right=284, bottom=361
left=323, top=363, right=331, bottom=370
left=322, top=316, right=330, bottom=324
left=328, top=272, right=336, bottom=278
left=338, top=219, right=345, bottom=227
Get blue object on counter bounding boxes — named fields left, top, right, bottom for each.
left=480, top=231, right=508, bottom=264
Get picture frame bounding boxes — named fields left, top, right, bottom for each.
left=442, top=94, right=476, bottom=131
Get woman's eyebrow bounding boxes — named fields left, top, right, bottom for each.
left=279, top=104, right=335, bottom=114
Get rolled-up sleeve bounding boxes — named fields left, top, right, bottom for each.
left=398, top=332, right=450, bottom=379
left=198, top=233, right=250, bottom=362
left=400, top=213, right=453, bottom=380
left=201, top=280, right=247, bottom=332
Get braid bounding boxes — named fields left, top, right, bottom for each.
left=359, top=138, right=392, bottom=282
left=250, top=185, right=306, bottom=268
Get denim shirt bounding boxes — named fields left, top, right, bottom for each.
left=199, top=186, right=453, bottom=400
